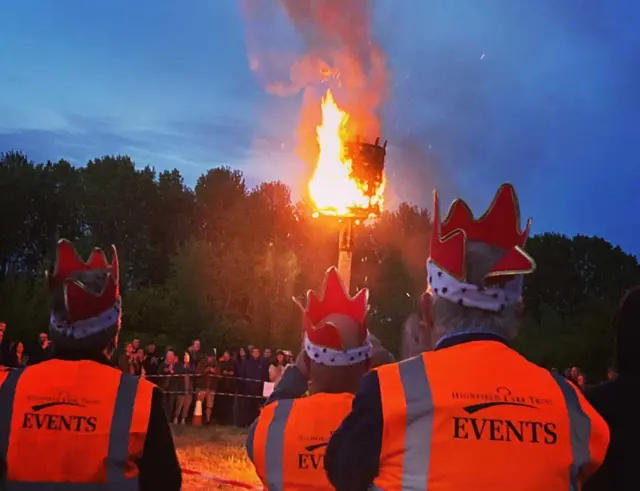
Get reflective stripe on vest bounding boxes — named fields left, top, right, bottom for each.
left=550, top=372, right=592, bottom=491
left=247, top=398, right=294, bottom=491
left=394, top=355, right=435, bottom=490
left=0, top=370, right=140, bottom=491
left=0, top=369, right=23, bottom=461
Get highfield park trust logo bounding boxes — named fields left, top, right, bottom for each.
left=451, top=387, right=558, bottom=445
left=453, top=386, right=553, bottom=413
left=23, top=392, right=101, bottom=433
left=296, top=433, right=332, bottom=471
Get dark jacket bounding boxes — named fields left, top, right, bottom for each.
left=188, top=349, right=205, bottom=372
left=142, top=352, right=161, bottom=377
left=117, top=352, right=132, bottom=373
left=27, top=341, right=54, bottom=365
left=196, top=358, right=219, bottom=391
left=7, top=353, right=28, bottom=368
left=218, top=359, right=237, bottom=394
left=584, top=287, right=640, bottom=491
left=243, top=357, right=265, bottom=396
left=158, top=361, right=188, bottom=394
left=0, top=341, right=9, bottom=366
left=260, top=356, right=271, bottom=381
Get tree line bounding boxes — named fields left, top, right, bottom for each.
left=1, top=151, right=638, bottom=377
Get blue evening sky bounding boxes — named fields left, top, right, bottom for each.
left=1, top=1, right=638, bottom=255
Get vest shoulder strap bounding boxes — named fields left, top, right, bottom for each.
left=549, top=371, right=592, bottom=488
left=0, top=368, right=25, bottom=458
left=247, top=398, right=295, bottom=490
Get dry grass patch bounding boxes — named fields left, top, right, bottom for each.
left=173, top=425, right=261, bottom=490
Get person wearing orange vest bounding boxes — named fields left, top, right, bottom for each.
left=325, top=183, right=610, bottom=491
left=246, top=266, right=389, bottom=490
left=0, top=239, right=181, bottom=490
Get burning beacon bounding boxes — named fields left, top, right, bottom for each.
left=308, top=89, right=387, bottom=291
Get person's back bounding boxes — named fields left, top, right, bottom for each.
left=247, top=267, right=393, bottom=491
left=584, top=377, right=637, bottom=490
left=1, top=359, right=151, bottom=485
left=0, top=239, right=181, bottom=491
left=326, top=184, right=609, bottom=491
left=584, top=287, right=640, bottom=491
left=249, top=391, right=353, bottom=490
left=374, top=338, right=606, bottom=489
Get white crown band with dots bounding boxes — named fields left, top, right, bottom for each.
left=304, top=333, right=373, bottom=367
left=50, top=298, right=122, bottom=340
left=427, top=260, right=522, bottom=312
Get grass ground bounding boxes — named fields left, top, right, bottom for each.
left=173, top=425, right=261, bottom=490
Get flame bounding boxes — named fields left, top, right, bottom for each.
left=309, top=89, right=384, bottom=218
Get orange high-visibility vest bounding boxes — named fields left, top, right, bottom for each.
left=0, top=359, right=154, bottom=490
left=247, top=392, right=354, bottom=490
left=372, top=341, right=609, bottom=491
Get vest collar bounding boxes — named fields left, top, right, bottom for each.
left=54, top=350, right=114, bottom=366
left=435, top=332, right=510, bottom=351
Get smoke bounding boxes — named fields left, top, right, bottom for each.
left=384, top=136, right=459, bottom=210
left=241, top=0, right=388, bottom=167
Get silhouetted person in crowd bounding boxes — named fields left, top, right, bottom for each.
left=268, top=350, right=287, bottom=386
left=235, top=347, right=249, bottom=425
left=29, top=332, right=53, bottom=365
left=564, top=365, right=581, bottom=384
left=132, top=348, right=144, bottom=375
left=143, top=342, right=160, bottom=383
left=158, top=348, right=187, bottom=422
left=584, top=286, right=640, bottom=491
left=0, top=328, right=9, bottom=366
left=261, top=348, right=272, bottom=381
left=173, top=351, right=194, bottom=424
left=196, top=354, right=219, bottom=424
left=576, top=373, right=586, bottom=390
left=241, top=347, right=265, bottom=426
left=215, top=350, right=236, bottom=424
left=188, top=338, right=205, bottom=370
left=117, top=342, right=135, bottom=373
left=8, top=340, right=28, bottom=367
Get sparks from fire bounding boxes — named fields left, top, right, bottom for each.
left=308, top=89, right=384, bottom=217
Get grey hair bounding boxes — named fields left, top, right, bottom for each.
left=369, top=332, right=395, bottom=367
left=401, top=313, right=432, bottom=358
left=431, top=240, right=520, bottom=341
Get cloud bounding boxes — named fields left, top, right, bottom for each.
left=0, top=112, right=263, bottom=184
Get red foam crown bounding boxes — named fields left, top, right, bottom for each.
left=48, top=239, right=120, bottom=323
left=430, top=183, right=536, bottom=281
left=294, top=267, right=369, bottom=350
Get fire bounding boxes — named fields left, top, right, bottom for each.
left=309, top=89, right=384, bottom=217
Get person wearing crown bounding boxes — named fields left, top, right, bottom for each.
left=325, top=184, right=610, bottom=491
left=0, top=239, right=181, bottom=490
left=246, top=266, right=391, bottom=490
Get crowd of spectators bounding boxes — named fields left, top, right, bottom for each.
left=115, top=337, right=294, bottom=426
left=0, top=323, right=55, bottom=367
left=0, top=321, right=619, bottom=428
left=560, top=365, right=617, bottom=390
left=0, top=322, right=293, bottom=427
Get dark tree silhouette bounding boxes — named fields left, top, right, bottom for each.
left=0, top=151, right=638, bottom=376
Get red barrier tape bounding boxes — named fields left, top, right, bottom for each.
left=182, top=467, right=263, bottom=490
